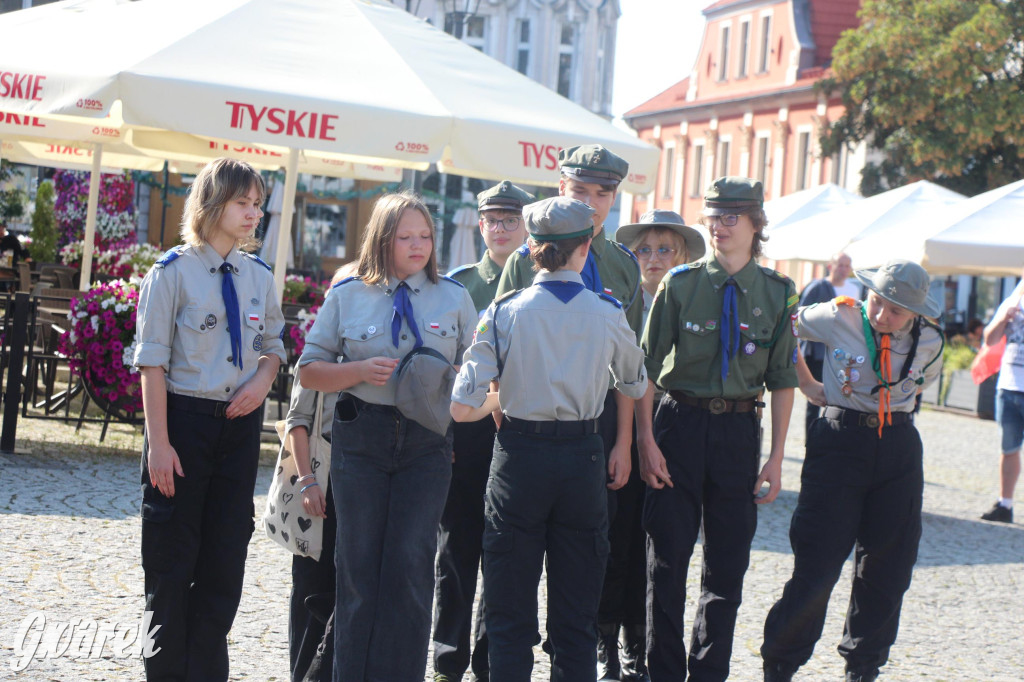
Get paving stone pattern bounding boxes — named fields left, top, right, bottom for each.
left=0, top=396, right=1021, bottom=681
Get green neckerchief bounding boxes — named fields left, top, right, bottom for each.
left=859, top=304, right=943, bottom=390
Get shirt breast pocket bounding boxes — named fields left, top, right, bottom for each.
left=422, top=315, right=459, bottom=359
left=679, top=321, right=718, bottom=366
left=179, top=306, right=216, bottom=355
left=739, top=326, right=771, bottom=375
left=341, top=320, right=387, bottom=360
left=244, top=307, right=266, bottom=355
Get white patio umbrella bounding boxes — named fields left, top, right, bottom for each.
left=447, top=191, right=479, bottom=269
left=0, top=0, right=658, bottom=301
left=763, top=183, right=862, bottom=233
left=260, top=179, right=293, bottom=269
left=764, top=180, right=965, bottom=263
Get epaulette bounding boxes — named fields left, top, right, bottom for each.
left=668, top=262, right=699, bottom=277
left=154, top=246, right=186, bottom=268
left=614, top=241, right=639, bottom=265
left=446, top=263, right=476, bottom=279
left=759, top=264, right=792, bottom=286
left=515, top=243, right=530, bottom=256
left=243, top=252, right=273, bottom=271
left=598, top=292, right=623, bottom=308
left=441, top=275, right=465, bottom=288
left=331, top=275, right=362, bottom=289
left=494, top=289, right=520, bottom=303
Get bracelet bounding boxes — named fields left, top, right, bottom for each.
left=299, top=482, right=319, bottom=493
left=296, top=473, right=316, bottom=484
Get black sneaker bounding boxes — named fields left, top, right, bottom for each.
left=981, top=501, right=1014, bottom=523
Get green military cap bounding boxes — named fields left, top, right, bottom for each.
left=524, top=197, right=595, bottom=242
left=703, top=176, right=764, bottom=215
left=558, top=144, right=629, bottom=186
left=477, top=180, right=536, bottom=212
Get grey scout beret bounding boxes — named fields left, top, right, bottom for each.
left=524, top=197, right=595, bottom=242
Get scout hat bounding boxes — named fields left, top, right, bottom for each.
left=615, top=209, right=706, bottom=262
left=524, top=197, right=595, bottom=242
left=477, top=180, right=536, bottom=212
left=393, top=346, right=456, bottom=436
left=855, top=259, right=942, bottom=318
left=703, top=176, right=764, bottom=216
left=559, top=144, right=629, bottom=187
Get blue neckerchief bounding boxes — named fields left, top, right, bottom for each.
left=220, top=262, right=243, bottom=370
left=536, top=280, right=585, bottom=304
left=391, top=282, right=424, bottom=349
left=720, top=278, right=740, bottom=380
left=580, top=251, right=603, bottom=294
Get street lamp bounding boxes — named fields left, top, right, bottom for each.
left=439, top=0, right=480, bottom=40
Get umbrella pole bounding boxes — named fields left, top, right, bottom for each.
left=79, top=143, right=104, bottom=292
left=272, top=149, right=299, bottom=305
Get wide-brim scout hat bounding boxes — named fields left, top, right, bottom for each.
left=478, top=180, right=536, bottom=213
left=855, top=259, right=942, bottom=319
left=703, top=176, right=764, bottom=216
left=559, top=144, right=629, bottom=187
left=524, top=197, right=595, bottom=242
left=615, top=209, right=706, bottom=262
left=394, top=346, right=456, bottom=436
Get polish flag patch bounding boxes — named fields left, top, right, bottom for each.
left=429, top=322, right=440, bottom=329
left=603, top=288, right=613, bottom=295
left=739, top=322, right=749, bottom=331
left=248, top=313, right=260, bottom=322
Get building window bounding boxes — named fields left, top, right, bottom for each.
left=718, top=25, right=731, bottom=81
left=831, top=145, right=849, bottom=186
left=755, top=135, right=770, bottom=185
left=691, top=144, right=705, bottom=197
left=444, top=13, right=485, bottom=49
left=796, top=131, right=812, bottom=190
left=738, top=20, right=750, bottom=78
left=516, top=19, right=531, bottom=75
left=662, top=146, right=675, bottom=199
left=717, top=139, right=731, bottom=177
left=558, top=24, right=575, bottom=98
left=758, top=15, right=772, bottom=73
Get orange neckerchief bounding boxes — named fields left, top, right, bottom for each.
left=877, top=334, right=892, bottom=437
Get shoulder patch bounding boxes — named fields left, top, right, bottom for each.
left=759, top=264, right=792, bottom=286
left=446, top=263, right=476, bottom=279
left=614, top=241, right=639, bottom=265
left=668, top=264, right=692, bottom=277
left=243, top=252, right=273, bottom=271
left=441, top=275, right=465, bottom=288
left=787, top=293, right=800, bottom=308
left=598, top=292, right=623, bottom=309
left=154, top=246, right=186, bottom=268
left=516, top=243, right=530, bottom=256
left=494, top=289, right=520, bottom=303
left=331, top=275, right=362, bottom=289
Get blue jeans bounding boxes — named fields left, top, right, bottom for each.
left=331, top=397, right=452, bottom=682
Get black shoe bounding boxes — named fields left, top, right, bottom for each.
left=845, top=669, right=878, bottom=682
left=620, top=624, right=649, bottom=682
left=981, top=501, right=1013, bottom=523
left=763, top=660, right=797, bottom=682
left=597, top=623, right=621, bottom=681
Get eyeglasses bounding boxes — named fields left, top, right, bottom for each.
left=481, top=215, right=521, bottom=232
left=634, top=246, right=678, bottom=260
left=700, top=214, right=741, bottom=227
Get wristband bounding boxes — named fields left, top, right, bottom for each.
left=300, top=482, right=320, bottom=493
left=296, top=473, right=316, bottom=484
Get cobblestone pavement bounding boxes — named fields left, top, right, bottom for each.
left=1, top=396, right=1022, bottom=681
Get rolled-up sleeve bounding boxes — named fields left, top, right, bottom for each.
left=299, top=290, right=343, bottom=367
left=763, top=280, right=800, bottom=392
left=133, top=266, right=177, bottom=371
left=455, top=287, right=478, bottom=362
left=452, top=305, right=499, bottom=407
left=283, top=374, right=317, bottom=435
left=641, top=279, right=678, bottom=385
left=610, top=309, right=648, bottom=399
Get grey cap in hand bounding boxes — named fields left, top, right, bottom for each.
left=394, top=346, right=456, bottom=436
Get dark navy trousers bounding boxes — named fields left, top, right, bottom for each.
left=140, top=403, right=262, bottom=682
left=761, top=415, right=923, bottom=674
left=330, top=397, right=452, bottom=682
left=644, top=397, right=760, bottom=682
left=433, top=416, right=496, bottom=681
left=483, top=429, right=609, bottom=682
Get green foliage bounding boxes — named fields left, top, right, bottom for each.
left=29, top=180, right=58, bottom=262
left=939, top=341, right=977, bottom=404
left=820, top=0, right=1024, bottom=196
left=0, top=159, right=27, bottom=225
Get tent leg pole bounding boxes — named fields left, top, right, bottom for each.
left=272, top=149, right=300, bottom=305
left=79, top=143, right=104, bottom=292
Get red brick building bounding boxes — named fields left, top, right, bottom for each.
left=622, top=0, right=866, bottom=232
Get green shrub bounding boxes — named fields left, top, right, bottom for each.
left=29, top=180, right=57, bottom=262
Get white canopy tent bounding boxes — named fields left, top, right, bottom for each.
left=762, top=183, right=862, bottom=234
left=764, top=180, right=965, bottom=263
left=0, top=0, right=658, bottom=300
left=843, top=178, right=1024, bottom=276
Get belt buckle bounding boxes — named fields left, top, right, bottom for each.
left=863, top=414, right=880, bottom=428
left=214, top=401, right=228, bottom=418
left=708, top=397, right=728, bottom=415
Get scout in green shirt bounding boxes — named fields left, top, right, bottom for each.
left=636, top=177, right=798, bottom=681
left=447, top=180, right=534, bottom=313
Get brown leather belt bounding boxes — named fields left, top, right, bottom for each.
left=823, top=406, right=913, bottom=429
left=668, top=391, right=760, bottom=415
left=501, top=415, right=599, bottom=437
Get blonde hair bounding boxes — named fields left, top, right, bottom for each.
left=180, top=158, right=265, bottom=252
left=356, top=191, right=438, bottom=285
left=628, top=226, right=689, bottom=267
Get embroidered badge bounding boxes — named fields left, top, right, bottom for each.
left=430, top=322, right=441, bottom=329
left=705, top=320, right=717, bottom=330
left=850, top=369, right=861, bottom=382
left=792, top=348, right=798, bottom=364
left=900, top=378, right=915, bottom=393
left=368, top=325, right=376, bottom=334
left=477, top=322, right=489, bottom=334
left=739, top=322, right=749, bottom=331
left=787, top=293, right=799, bottom=308
left=248, top=312, right=261, bottom=323
left=790, top=313, right=799, bottom=337
left=744, top=342, right=756, bottom=355
left=753, top=307, right=762, bottom=317
left=253, top=334, right=264, bottom=352
left=205, top=314, right=217, bottom=329
left=251, top=298, right=259, bottom=305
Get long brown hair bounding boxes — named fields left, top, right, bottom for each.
left=180, top=158, right=265, bottom=252
left=357, top=191, right=438, bottom=285
left=528, top=235, right=590, bottom=272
